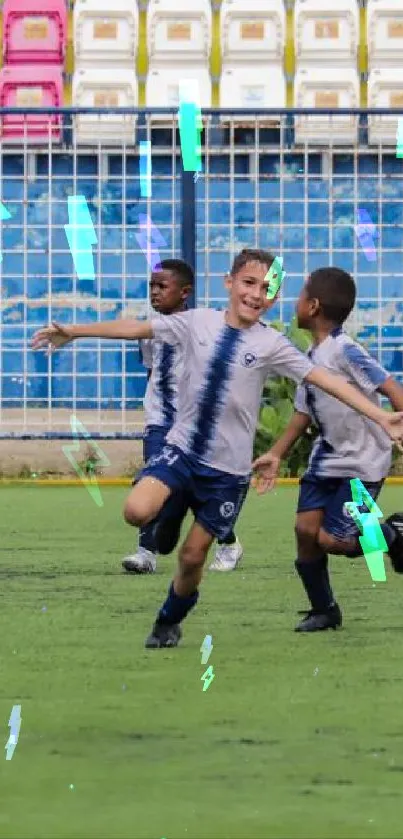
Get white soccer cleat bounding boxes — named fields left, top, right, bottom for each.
left=209, top=537, right=243, bottom=571
left=122, top=547, right=157, bottom=574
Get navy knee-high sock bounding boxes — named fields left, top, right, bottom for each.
left=344, top=523, right=396, bottom=558
left=139, top=523, right=157, bottom=553
left=217, top=530, right=236, bottom=546
left=157, top=582, right=199, bottom=626
left=295, top=554, right=334, bottom=612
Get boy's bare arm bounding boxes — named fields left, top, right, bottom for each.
left=31, top=318, right=153, bottom=351
left=377, top=376, right=403, bottom=412
left=270, top=411, right=311, bottom=459
left=306, top=367, right=403, bottom=442
left=68, top=319, right=153, bottom=340
left=252, top=411, right=311, bottom=493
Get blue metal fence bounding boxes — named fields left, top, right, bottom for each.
left=0, top=108, right=402, bottom=438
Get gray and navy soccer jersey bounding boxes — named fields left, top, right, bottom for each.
left=139, top=322, right=183, bottom=431
left=294, top=327, right=391, bottom=482
left=151, top=308, right=314, bottom=476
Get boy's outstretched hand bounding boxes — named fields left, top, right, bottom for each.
left=380, top=412, right=403, bottom=450
left=251, top=451, right=281, bottom=494
left=31, top=322, right=73, bottom=353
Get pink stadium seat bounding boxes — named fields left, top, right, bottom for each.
left=2, top=0, right=67, bottom=66
left=0, top=66, right=63, bottom=142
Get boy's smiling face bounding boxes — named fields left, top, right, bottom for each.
left=225, top=260, right=278, bottom=328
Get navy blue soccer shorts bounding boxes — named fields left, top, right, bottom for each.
left=142, top=424, right=169, bottom=464
left=137, top=443, right=250, bottom=541
left=297, top=474, right=385, bottom=541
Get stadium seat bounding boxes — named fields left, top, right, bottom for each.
left=367, top=0, right=403, bottom=69
left=0, top=65, right=63, bottom=143
left=220, top=0, right=285, bottom=111
left=2, top=0, right=67, bottom=66
left=73, top=0, right=137, bottom=68
left=294, top=0, right=358, bottom=65
left=146, top=68, right=211, bottom=110
left=294, top=68, right=359, bottom=144
left=72, top=68, right=137, bottom=145
left=220, top=65, right=285, bottom=110
left=368, top=68, right=403, bottom=145
left=146, top=0, right=212, bottom=111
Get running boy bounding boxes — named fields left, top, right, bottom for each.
left=32, top=251, right=403, bottom=649
left=122, top=258, right=243, bottom=574
left=253, top=267, right=403, bottom=632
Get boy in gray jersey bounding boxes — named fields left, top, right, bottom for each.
left=32, top=252, right=403, bottom=649
left=253, top=267, right=403, bottom=632
left=122, top=258, right=243, bottom=575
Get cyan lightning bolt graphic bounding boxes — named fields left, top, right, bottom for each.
left=345, top=478, right=387, bottom=582
left=62, top=415, right=110, bottom=508
left=5, top=704, right=21, bottom=761
left=396, top=118, right=403, bottom=159
left=354, top=208, right=377, bottom=262
left=0, top=201, right=12, bottom=263
left=200, top=634, right=213, bottom=665
left=135, top=214, right=166, bottom=271
left=178, top=80, right=202, bottom=175
left=139, top=141, right=152, bottom=198
left=64, top=196, right=97, bottom=280
left=266, top=256, right=286, bottom=300
left=201, top=665, right=215, bottom=692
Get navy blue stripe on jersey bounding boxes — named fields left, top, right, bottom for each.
left=156, top=342, right=176, bottom=427
left=190, top=326, right=243, bottom=459
left=341, top=343, right=388, bottom=387
left=306, top=436, right=334, bottom=476
left=304, top=346, right=334, bottom=471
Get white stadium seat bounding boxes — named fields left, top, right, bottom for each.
left=368, top=68, right=403, bottom=145
left=220, top=0, right=285, bottom=63
left=146, top=0, right=212, bottom=111
left=146, top=67, right=211, bottom=109
left=219, top=0, right=285, bottom=110
left=72, top=68, right=137, bottom=145
left=220, top=65, right=285, bottom=110
left=367, top=0, right=403, bottom=69
left=147, top=0, right=211, bottom=64
left=295, top=0, right=358, bottom=66
left=294, top=68, right=359, bottom=145
left=73, top=0, right=138, bottom=68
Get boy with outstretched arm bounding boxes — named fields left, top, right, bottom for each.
left=32, top=251, right=403, bottom=649
left=253, top=267, right=403, bottom=632
left=121, top=258, right=243, bottom=575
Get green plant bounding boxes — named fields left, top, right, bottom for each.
left=77, top=444, right=103, bottom=476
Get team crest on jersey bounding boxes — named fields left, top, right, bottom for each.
left=220, top=501, right=235, bottom=518
left=241, top=352, right=257, bottom=368
left=342, top=503, right=353, bottom=519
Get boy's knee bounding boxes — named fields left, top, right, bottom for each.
left=123, top=498, right=151, bottom=528
left=295, top=520, right=319, bottom=547
left=178, top=543, right=206, bottom=573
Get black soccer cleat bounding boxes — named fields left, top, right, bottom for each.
left=295, top=602, right=342, bottom=632
left=145, top=621, right=182, bottom=649
left=153, top=515, right=185, bottom=556
left=385, top=514, right=403, bottom=574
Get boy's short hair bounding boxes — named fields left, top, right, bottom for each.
left=230, top=248, right=275, bottom=276
left=306, top=267, right=356, bottom=325
left=155, top=259, right=194, bottom=288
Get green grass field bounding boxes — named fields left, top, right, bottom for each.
left=1, top=484, right=403, bottom=839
